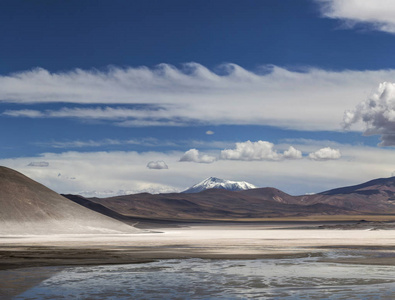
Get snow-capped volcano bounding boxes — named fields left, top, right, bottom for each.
left=182, top=177, right=257, bottom=193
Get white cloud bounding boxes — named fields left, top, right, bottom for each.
left=220, top=141, right=282, bottom=161
left=48, top=139, right=122, bottom=148
left=37, top=138, right=233, bottom=151
left=0, top=143, right=393, bottom=196
left=1, top=151, right=183, bottom=196
left=3, top=109, right=44, bottom=118
left=40, top=138, right=164, bottom=149
left=3, top=106, right=189, bottom=126
left=27, top=161, right=49, bottom=167
left=2, top=64, right=395, bottom=130
left=283, top=146, right=303, bottom=159
left=220, top=141, right=303, bottom=161
left=343, top=82, right=395, bottom=146
left=147, top=161, right=169, bottom=170
left=308, top=147, right=342, bottom=161
left=179, top=149, right=216, bottom=164
left=206, top=130, right=215, bottom=135
left=316, top=0, right=395, bottom=33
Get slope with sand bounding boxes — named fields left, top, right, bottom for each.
left=0, top=166, right=138, bottom=234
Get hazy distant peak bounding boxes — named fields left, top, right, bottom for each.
left=182, top=177, right=257, bottom=193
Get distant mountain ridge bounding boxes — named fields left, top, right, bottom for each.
left=2, top=166, right=395, bottom=227
left=182, top=177, right=257, bottom=193
left=61, top=176, right=395, bottom=223
left=319, top=176, right=395, bottom=196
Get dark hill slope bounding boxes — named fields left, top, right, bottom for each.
left=320, top=177, right=395, bottom=196
left=297, top=177, right=395, bottom=213
left=64, top=177, right=395, bottom=221
left=65, top=187, right=355, bottom=221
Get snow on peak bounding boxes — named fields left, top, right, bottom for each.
left=182, top=177, right=257, bottom=193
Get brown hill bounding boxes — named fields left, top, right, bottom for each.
left=64, top=177, right=395, bottom=222
left=65, top=187, right=354, bottom=222
left=0, top=166, right=139, bottom=234
left=297, top=177, right=395, bottom=213
left=319, top=177, right=395, bottom=196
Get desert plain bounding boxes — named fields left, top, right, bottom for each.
left=1, top=167, right=395, bottom=298
left=1, top=220, right=395, bottom=298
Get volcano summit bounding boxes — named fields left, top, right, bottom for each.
left=182, top=177, right=257, bottom=193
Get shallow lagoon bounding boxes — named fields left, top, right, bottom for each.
left=14, top=256, right=395, bottom=299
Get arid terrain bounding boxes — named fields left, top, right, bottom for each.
left=1, top=223, right=395, bottom=269
left=0, top=167, right=139, bottom=235
left=1, top=166, right=395, bottom=298
left=1, top=222, right=395, bottom=299
left=62, top=175, right=395, bottom=226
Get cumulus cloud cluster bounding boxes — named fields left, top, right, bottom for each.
left=179, top=149, right=216, bottom=164
left=180, top=141, right=340, bottom=163
left=220, top=141, right=301, bottom=161
left=308, top=147, right=341, bottom=161
left=316, top=0, right=395, bottom=33
left=147, top=161, right=169, bottom=170
left=283, top=146, right=303, bottom=159
left=3, top=64, right=395, bottom=130
left=343, top=82, right=395, bottom=146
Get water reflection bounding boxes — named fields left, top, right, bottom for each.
left=16, top=257, right=395, bottom=299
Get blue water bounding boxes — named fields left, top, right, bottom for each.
left=15, top=257, right=395, bottom=299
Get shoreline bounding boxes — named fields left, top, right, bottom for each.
left=1, top=245, right=395, bottom=271
left=0, top=246, right=320, bottom=271
left=1, top=222, right=395, bottom=271
left=2, top=249, right=394, bottom=300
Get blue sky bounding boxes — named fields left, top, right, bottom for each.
left=1, top=0, right=395, bottom=196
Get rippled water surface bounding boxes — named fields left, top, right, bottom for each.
left=16, top=257, right=395, bottom=299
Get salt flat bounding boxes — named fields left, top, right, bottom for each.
left=2, top=224, right=395, bottom=247
left=1, top=224, right=395, bottom=270
left=1, top=224, right=395, bottom=299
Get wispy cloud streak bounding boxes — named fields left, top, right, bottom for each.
left=2, top=64, right=395, bottom=130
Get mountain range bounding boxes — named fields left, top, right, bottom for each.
left=1, top=166, right=395, bottom=232
left=64, top=176, right=395, bottom=223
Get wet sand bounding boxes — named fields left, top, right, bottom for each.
left=0, top=266, right=62, bottom=300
